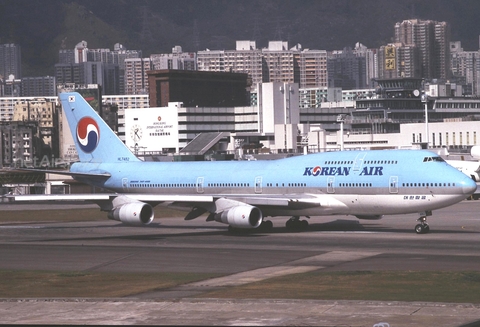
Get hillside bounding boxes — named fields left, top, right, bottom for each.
left=0, top=0, right=479, bottom=77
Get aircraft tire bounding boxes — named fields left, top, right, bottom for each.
left=415, top=224, right=424, bottom=234
left=423, top=224, right=430, bottom=233
left=300, top=220, right=309, bottom=230
left=260, top=220, right=273, bottom=232
left=415, top=223, right=429, bottom=234
left=285, top=219, right=294, bottom=230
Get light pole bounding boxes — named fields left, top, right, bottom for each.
left=337, top=114, right=346, bottom=151
left=421, top=92, right=429, bottom=148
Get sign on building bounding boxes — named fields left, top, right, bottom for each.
left=125, top=106, right=179, bottom=154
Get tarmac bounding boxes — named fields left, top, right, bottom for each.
left=1, top=298, right=480, bottom=326
left=2, top=201, right=480, bottom=326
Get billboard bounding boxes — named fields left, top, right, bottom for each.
left=385, top=45, right=396, bottom=71
left=125, top=107, right=179, bottom=154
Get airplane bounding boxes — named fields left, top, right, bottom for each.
left=445, top=145, right=480, bottom=182
left=12, top=92, right=477, bottom=234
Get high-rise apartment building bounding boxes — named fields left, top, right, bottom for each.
left=225, top=41, right=265, bottom=85
left=198, top=41, right=327, bottom=89
left=262, top=41, right=300, bottom=84
left=378, top=43, right=421, bottom=79
left=299, top=50, right=328, bottom=88
left=434, top=21, right=451, bottom=79
left=354, top=42, right=378, bottom=88
left=0, top=44, right=22, bottom=79
left=197, top=41, right=264, bottom=86
left=74, top=41, right=88, bottom=63
left=58, top=49, right=75, bottom=64
left=327, top=47, right=367, bottom=89
left=151, top=46, right=197, bottom=71
left=109, top=44, right=142, bottom=95
left=124, top=58, right=152, bottom=95
left=394, top=19, right=451, bottom=79
left=55, top=42, right=142, bottom=95
left=450, top=41, right=479, bottom=95
left=21, top=76, right=56, bottom=97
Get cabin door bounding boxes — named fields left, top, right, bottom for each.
left=255, top=176, right=263, bottom=194
left=327, top=176, right=335, bottom=194
left=196, top=177, right=204, bottom=194
left=122, top=178, right=128, bottom=191
left=389, top=176, right=398, bottom=194
left=353, top=153, right=367, bottom=172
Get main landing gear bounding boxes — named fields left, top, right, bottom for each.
left=285, top=216, right=309, bottom=231
left=259, top=219, right=273, bottom=232
left=414, top=212, right=431, bottom=234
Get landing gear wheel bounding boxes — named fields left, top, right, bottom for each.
left=415, top=224, right=424, bottom=234
left=415, top=214, right=431, bottom=234
left=423, top=224, right=430, bottom=233
left=414, top=223, right=430, bottom=234
left=300, top=220, right=309, bottom=229
left=259, top=220, right=273, bottom=232
left=285, top=216, right=309, bottom=231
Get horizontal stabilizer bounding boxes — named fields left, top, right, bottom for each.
left=17, top=168, right=111, bottom=179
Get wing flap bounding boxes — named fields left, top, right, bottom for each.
left=232, top=196, right=321, bottom=209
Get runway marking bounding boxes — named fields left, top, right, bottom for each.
left=182, top=251, right=381, bottom=288
left=84, top=253, right=137, bottom=271
left=289, top=251, right=382, bottom=264
left=186, top=266, right=320, bottom=287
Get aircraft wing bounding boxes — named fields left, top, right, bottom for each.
left=10, top=193, right=341, bottom=209
left=10, top=193, right=214, bottom=205
left=7, top=192, right=345, bottom=229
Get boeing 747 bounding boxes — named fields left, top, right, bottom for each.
left=13, top=92, right=477, bottom=234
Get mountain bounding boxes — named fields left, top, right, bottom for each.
left=1, top=0, right=480, bottom=77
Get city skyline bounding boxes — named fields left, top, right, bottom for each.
left=1, top=0, right=480, bottom=77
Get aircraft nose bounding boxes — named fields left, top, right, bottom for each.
left=461, top=175, right=477, bottom=195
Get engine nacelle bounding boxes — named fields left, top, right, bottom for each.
left=214, top=205, right=263, bottom=229
left=355, top=215, right=383, bottom=220
left=108, top=202, right=154, bottom=226
left=471, top=145, right=480, bottom=160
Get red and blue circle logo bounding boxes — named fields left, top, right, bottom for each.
left=312, top=166, right=321, bottom=176
left=76, top=117, right=100, bottom=153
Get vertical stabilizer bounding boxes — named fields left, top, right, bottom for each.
left=59, top=92, right=139, bottom=163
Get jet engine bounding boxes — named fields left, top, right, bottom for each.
left=108, top=202, right=154, bottom=226
left=214, top=205, right=263, bottom=229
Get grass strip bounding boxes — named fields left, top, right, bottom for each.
left=2, top=269, right=480, bottom=302
left=196, top=270, right=480, bottom=303
left=0, top=270, right=219, bottom=298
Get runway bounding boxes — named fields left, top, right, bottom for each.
left=1, top=200, right=480, bottom=325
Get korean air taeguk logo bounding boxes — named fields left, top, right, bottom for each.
left=76, top=117, right=100, bottom=153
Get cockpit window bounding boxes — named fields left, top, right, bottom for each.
left=423, top=156, right=445, bottom=162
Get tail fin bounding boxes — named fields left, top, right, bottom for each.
left=59, top=92, right=139, bottom=163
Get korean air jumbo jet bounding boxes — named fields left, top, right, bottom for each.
left=14, top=92, right=477, bottom=234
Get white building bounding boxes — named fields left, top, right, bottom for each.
left=308, top=119, right=480, bottom=153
